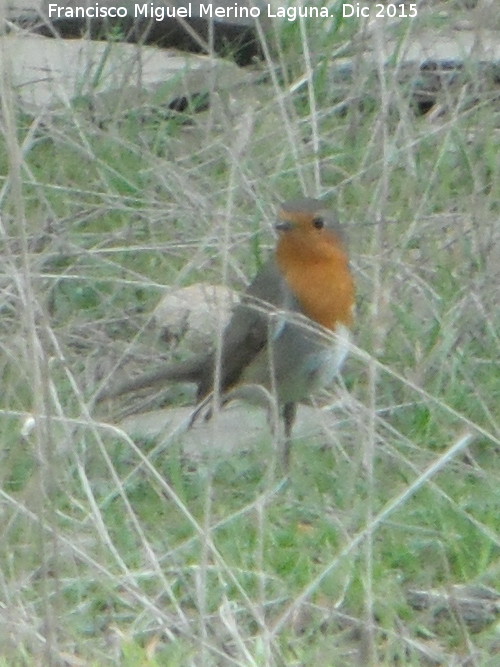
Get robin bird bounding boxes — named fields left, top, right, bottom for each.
left=96, top=198, right=355, bottom=465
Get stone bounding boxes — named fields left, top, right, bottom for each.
left=153, top=282, right=238, bottom=353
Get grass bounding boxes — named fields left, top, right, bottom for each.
left=1, top=4, right=499, bottom=665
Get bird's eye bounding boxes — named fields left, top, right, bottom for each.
left=312, top=216, right=324, bottom=229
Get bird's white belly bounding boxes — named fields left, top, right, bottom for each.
left=280, top=324, right=351, bottom=401
left=238, top=323, right=351, bottom=404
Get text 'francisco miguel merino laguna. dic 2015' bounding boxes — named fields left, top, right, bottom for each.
left=47, top=3, right=333, bottom=21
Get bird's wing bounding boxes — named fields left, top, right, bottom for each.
left=197, top=258, right=287, bottom=397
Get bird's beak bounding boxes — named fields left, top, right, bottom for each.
left=275, top=220, right=293, bottom=232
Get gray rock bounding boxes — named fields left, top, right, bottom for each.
left=153, top=283, right=239, bottom=353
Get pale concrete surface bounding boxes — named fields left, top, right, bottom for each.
left=1, top=34, right=245, bottom=111
left=117, top=402, right=345, bottom=457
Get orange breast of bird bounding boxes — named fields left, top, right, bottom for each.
left=237, top=210, right=355, bottom=404
left=276, top=212, right=355, bottom=331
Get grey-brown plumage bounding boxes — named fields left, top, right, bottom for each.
left=96, top=198, right=355, bottom=465
left=95, top=259, right=285, bottom=403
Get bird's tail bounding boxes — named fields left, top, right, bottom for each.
left=95, top=354, right=205, bottom=402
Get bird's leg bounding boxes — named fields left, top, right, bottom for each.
left=188, top=392, right=233, bottom=428
left=282, top=401, right=297, bottom=470
left=188, top=394, right=213, bottom=428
